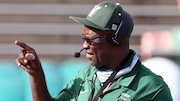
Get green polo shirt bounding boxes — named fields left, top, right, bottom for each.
left=54, top=53, right=173, bottom=101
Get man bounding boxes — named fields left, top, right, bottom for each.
left=15, top=1, right=173, bottom=101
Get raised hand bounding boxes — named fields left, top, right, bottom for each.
left=15, top=40, right=42, bottom=75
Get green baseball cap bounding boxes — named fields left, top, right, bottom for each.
left=70, top=1, right=134, bottom=38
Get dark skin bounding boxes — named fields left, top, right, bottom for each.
left=83, top=26, right=130, bottom=69
left=15, top=41, right=53, bottom=101
left=15, top=26, right=130, bottom=101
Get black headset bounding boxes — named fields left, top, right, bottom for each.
left=106, top=11, right=134, bottom=46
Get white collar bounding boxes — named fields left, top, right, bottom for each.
left=96, top=55, right=139, bottom=83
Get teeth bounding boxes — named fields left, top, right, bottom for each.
left=87, top=53, right=92, bottom=55
left=86, top=53, right=92, bottom=57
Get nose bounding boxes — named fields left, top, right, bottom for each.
left=83, top=40, right=89, bottom=49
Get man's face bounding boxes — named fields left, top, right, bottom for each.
left=82, top=26, right=114, bottom=68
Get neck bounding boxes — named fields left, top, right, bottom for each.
left=109, top=49, right=130, bottom=69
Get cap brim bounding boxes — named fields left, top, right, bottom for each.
left=69, top=16, right=107, bottom=31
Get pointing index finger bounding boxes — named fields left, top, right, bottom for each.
left=15, top=40, right=34, bottom=52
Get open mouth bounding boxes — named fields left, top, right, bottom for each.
left=85, top=51, right=93, bottom=58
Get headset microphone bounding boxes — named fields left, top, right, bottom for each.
left=74, top=48, right=85, bottom=58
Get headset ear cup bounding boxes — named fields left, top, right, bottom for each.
left=106, top=35, right=121, bottom=46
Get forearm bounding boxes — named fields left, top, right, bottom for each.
left=30, top=70, right=53, bottom=101
left=15, top=41, right=54, bottom=101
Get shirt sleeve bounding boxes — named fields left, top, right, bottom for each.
left=53, top=67, right=90, bottom=101
left=151, top=83, right=173, bottom=101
